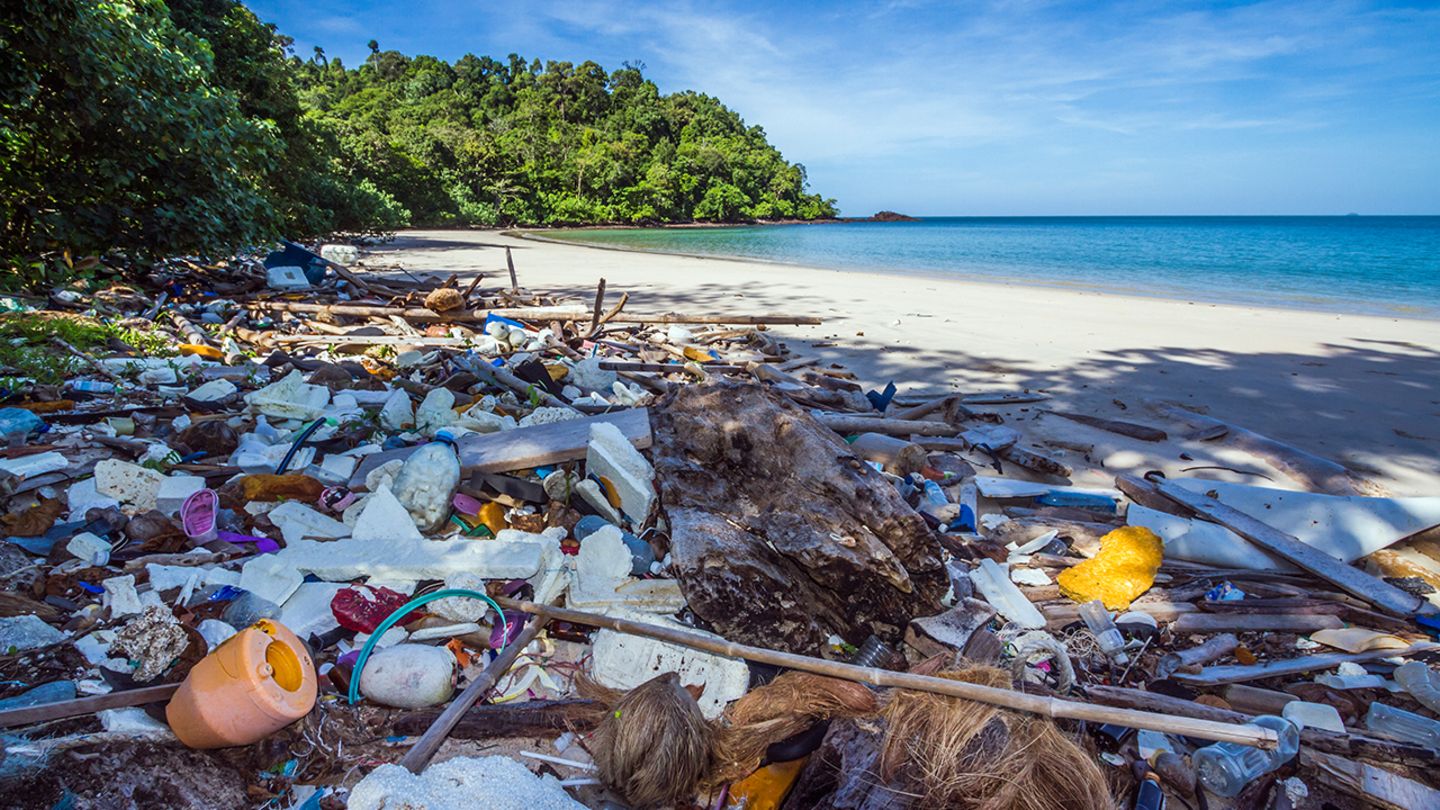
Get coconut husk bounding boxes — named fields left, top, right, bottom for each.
left=879, top=664, right=1113, bottom=810
left=423, top=287, right=464, bottom=313
left=585, top=672, right=713, bottom=809
left=708, top=671, right=878, bottom=786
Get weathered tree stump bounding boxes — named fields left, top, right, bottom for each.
left=650, top=382, right=947, bottom=654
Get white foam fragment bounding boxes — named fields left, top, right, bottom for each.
left=93, top=459, right=164, bottom=511
left=270, top=526, right=544, bottom=583
left=348, top=756, right=584, bottom=810
left=245, top=369, right=329, bottom=421
left=268, top=501, right=352, bottom=544
left=277, top=582, right=347, bottom=639
left=156, top=475, right=205, bottom=515
left=65, top=532, right=112, bottom=566
left=586, top=421, right=655, bottom=521
left=379, top=388, right=414, bottom=431
left=589, top=608, right=748, bottom=719
left=239, top=555, right=304, bottom=606
left=568, top=526, right=686, bottom=614
left=352, top=485, right=424, bottom=542
left=197, top=619, right=237, bottom=651
left=0, top=451, right=70, bottom=479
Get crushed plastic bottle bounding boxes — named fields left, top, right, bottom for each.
left=391, top=442, right=461, bottom=532
left=1365, top=702, right=1440, bottom=751
left=1193, top=715, right=1300, bottom=797
left=1077, top=600, right=1130, bottom=664
left=1394, top=661, right=1440, bottom=714
left=0, top=408, right=43, bottom=439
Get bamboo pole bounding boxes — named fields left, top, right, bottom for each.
left=495, top=599, right=1280, bottom=749
left=815, top=413, right=957, bottom=437
left=399, top=614, right=551, bottom=773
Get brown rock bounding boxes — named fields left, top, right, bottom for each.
left=650, top=381, right=946, bottom=654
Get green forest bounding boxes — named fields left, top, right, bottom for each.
left=0, top=0, right=835, bottom=271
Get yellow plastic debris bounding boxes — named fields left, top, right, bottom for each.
left=1057, top=526, right=1163, bottom=610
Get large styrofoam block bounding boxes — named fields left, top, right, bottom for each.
left=378, top=389, right=414, bottom=432
left=586, top=422, right=655, bottom=521
left=156, top=475, right=205, bottom=515
left=349, top=756, right=584, bottom=810
left=245, top=369, right=329, bottom=421
left=93, top=459, right=164, bottom=511
left=0, top=451, right=69, bottom=479
left=66, top=532, right=112, bottom=565
left=100, top=574, right=162, bottom=618
left=351, top=485, right=423, bottom=543
left=589, top=608, right=749, bottom=719
left=271, top=531, right=545, bottom=583
left=239, top=555, right=304, bottom=606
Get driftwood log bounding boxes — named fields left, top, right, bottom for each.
left=650, top=382, right=948, bottom=652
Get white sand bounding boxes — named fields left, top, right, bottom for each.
left=366, top=229, right=1440, bottom=496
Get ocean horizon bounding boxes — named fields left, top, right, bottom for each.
left=546, top=215, right=1440, bottom=319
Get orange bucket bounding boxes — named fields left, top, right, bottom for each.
left=166, top=619, right=317, bottom=748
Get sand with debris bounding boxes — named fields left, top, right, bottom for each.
left=369, top=229, right=1440, bottom=496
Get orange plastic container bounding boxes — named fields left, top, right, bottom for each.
left=166, top=619, right=317, bottom=748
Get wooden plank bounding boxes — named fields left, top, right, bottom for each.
left=1172, top=642, right=1439, bottom=687
left=0, top=684, right=179, bottom=729
left=1148, top=476, right=1425, bottom=615
left=1303, top=749, right=1440, bottom=810
left=348, top=408, right=652, bottom=489
left=1171, top=613, right=1344, bottom=634
left=399, top=613, right=551, bottom=773
left=814, top=413, right=956, bottom=437
left=1043, top=410, right=1167, bottom=442
left=245, top=300, right=821, bottom=326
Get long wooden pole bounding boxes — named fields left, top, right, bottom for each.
left=244, top=300, right=820, bottom=326
left=0, top=683, right=179, bottom=729
left=1143, top=475, right=1425, bottom=615
left=399, top=614, right=552, bottom=773
left=505, top=247, right=519, bottom=293
left=496, top=599, right=1280, bottom=749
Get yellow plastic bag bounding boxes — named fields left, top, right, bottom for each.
left=1057, top=526, right=1163, bottom=610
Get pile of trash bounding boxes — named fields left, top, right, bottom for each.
left=0, top=240, right=1438, bottom=809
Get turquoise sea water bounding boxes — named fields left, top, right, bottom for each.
left=545, top=216, right=1440, bottom=318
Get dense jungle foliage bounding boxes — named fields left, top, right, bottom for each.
left=0, top=0, right=834, bottom=276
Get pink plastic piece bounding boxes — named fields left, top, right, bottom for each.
left=181, top=489, right=219, bottom=543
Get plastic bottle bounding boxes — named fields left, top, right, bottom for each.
left=1365, top=702, right=1440, bottom=750
left=1192, top=715, right=1300, bottom=797
left=1394, top=661, right=1440, bottom=714
left=391, top=442, right=461, bottom=532
left=1077, top=600, right=1129, bottom=664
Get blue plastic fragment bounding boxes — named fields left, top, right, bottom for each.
left=866, top=381, right=898, bottom=412
left=1205, top=581, right=1246, bottom=602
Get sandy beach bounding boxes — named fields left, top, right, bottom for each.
left=368, top=229, right=1440, bottom=496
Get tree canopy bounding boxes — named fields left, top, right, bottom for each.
left=0, top=0, right=835, bottom=273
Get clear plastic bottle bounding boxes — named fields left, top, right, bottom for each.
left=391, top=442, right=461, bottom=532
left=1394, top=661, right=1440, bottom=714
left=1365, top=702, right=1440, bottom=750
left=1193, top=715, right=1300, bottom=797
left=1077, top=600, right=1129, bottom=664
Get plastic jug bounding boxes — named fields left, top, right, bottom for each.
left=1192, top=715, right=1299, bottom=797
left=166, top=619, right=317, bottom=748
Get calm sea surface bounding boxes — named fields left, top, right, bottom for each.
left=545, top=216, right=1440, bottom=318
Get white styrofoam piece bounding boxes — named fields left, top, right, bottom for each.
left=568, top=526, right=685, bottom=613
left=589, top=608, right=749, bottom=719
left=277, top=582, right=347, bottom=639
left=93, top=459, right=164, bottom=511
left=197, top=619, right=237, bottom=651
left=271, top=528, right=544, bottom=583
left=409, top=622, right=483, bottom=642
left=239, top=555, right=304, bottom=606
left=65, top=532, right=112, bottom=565
left=268, top=501, right=352, bottom=545
left=156, top=475, right=205, bottom=515
left=351, top=485, right=423, bottom=543
left=974, top=475, right=1120, bottom=501
left=968, top=559, right=1046, bottom=629
left=348, top=756, right=584, bottom=810
left=0, top=451, right=70, bottom=479
left=245, top=369, right=329, bottom=421
left=586, top=421, right=655, bottom=521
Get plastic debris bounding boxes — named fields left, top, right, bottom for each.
left=1056, top=526, right=1163, bottom=609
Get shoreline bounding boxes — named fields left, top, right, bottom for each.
left=371, top=229, right=1440, bottom=497
left=511, top=227, right=1440, bottom=324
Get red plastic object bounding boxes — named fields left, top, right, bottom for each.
left=330, top=586, right=423, bottom=633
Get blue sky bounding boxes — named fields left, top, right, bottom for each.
left=246, top=1, right=1440, bottom=216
